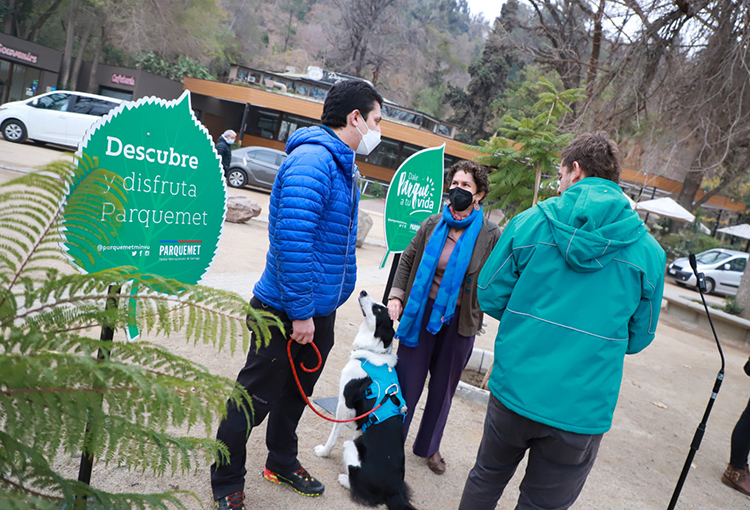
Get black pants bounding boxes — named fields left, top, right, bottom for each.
left=730, top=397, right=750, bottom=470
left=210, top=296, right=335, bottom=500
left=460, top=395, right=602, bottom=510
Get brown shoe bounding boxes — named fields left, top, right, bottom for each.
left=427, top=451, right=446, bottom=475
left=722, top=464, right=750, bottom=496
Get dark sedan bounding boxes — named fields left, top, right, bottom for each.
left=225, top=146, right=287, bottom=189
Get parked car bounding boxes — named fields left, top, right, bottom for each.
left=667, top=248, right=749, bottom=295
left=0, top=90, right=122, bottom=148
left=226, top=146, right=287, bottom=189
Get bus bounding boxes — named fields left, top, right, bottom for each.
left=183, top=67, right=479, bottom=184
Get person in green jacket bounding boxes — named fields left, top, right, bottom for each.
left=459, top=132, right=666, bottom=510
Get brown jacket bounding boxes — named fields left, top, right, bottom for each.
left=388, top=213, right=501, bottom=337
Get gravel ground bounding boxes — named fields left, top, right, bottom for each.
left=2, top=141, right=749, bottom=509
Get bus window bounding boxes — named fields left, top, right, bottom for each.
left=366, top=138, right=399, bottom=169
left=296, top=84, right=309, bottom=96
left=444, top=155, right=458, bottom=173
left=246, top=109, right=281, bottom=139
left=422, top=118, right=438, bottom=133
left=278, top=114, right=317, bottom=142
left=310, top=87, right=327, bottom=100
left=398, top=143, right=421, bottom=167
left=438, top=124, right=452, bottom=137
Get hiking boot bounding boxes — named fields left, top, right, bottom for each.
left=722, top=464, right=750, bottom=496
left=263, top=466, right=325, bottom=496
left=214, top=490, right=245, bottom=510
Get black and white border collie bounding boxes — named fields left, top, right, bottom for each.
left=314, top=290, right=416, bottom=510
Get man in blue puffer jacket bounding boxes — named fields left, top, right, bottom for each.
left=211, top=80, right=383, bottom=510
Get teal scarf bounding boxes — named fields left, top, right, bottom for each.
left=395, top=205, right=483, bottom=347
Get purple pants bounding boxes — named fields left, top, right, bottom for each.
left=396, top=298, right=475, bottom=458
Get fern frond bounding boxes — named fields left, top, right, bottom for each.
left=0, top=158, right=279, bottom=505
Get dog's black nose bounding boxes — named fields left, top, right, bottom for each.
left=360, top=290, right=368, bottom=298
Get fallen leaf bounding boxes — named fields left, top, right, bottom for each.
left=632, top=380, right=641, bottom=388
left=651, top=401, right=668, bottom=409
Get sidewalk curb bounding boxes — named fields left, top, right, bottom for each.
left=455, top=347, right=494, bottom=407
left=0, top=164, right=34, bottom=174
left=456, top=380, right=489, bottom=407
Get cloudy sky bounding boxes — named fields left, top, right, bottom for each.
left=466, top=0, right=504, bottom=22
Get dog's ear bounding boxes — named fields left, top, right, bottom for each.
left=374, top=308, right=395, bottom=349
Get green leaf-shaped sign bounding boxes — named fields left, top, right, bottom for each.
left=381, top=144, right=444, bottom=268
left=62, top=90, right=227, bottom=285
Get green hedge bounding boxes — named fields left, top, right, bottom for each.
left=366, top=182, right=386, bottom=198
left=658, top=231, right=723, bottom=262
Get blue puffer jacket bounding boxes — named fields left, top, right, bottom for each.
left=253, top=126, right=359, bottom=320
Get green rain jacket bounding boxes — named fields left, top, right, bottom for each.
left=477, top=178, right=666, bottom=434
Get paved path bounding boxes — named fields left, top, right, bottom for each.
left=1, top=142, right=748, bottom=509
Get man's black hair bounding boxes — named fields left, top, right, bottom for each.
left=321, top=80, right=383, bottom=128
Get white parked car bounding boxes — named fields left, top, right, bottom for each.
left=667, top=248, right=749, bottom=295
left=0, top=90, right=122, bottom=147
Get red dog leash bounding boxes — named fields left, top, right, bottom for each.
left=286, top=338, right=395, bottom=423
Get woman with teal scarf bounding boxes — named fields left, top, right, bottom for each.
left=387, top=161, right=500, bottom=475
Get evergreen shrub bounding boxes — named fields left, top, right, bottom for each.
left=658, top=231, right=723, bottom=261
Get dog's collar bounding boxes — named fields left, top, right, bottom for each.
left=350, top=349, right=397, bottom=368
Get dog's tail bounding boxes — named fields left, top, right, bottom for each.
left=384, top=490, right=417, bottom=510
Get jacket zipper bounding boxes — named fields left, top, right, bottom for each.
left=336, top=155, right=357, bottom=305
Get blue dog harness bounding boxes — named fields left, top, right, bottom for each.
left=358, top=358, right=407, bottom=434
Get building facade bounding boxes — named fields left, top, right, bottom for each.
left=0, top=34, right=61, bottom=104
left=77, top=62, right=182, bottom=101
left=0, top=34, right=181, bottom=105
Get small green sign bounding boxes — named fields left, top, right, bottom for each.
left=62, top=91, right=227, bottom=338
left=382, top=144, right=444, bottom=267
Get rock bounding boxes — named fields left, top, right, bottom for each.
left=357, top=210, right=373, bottom=247
left=226, top=196, right=261, bottom=223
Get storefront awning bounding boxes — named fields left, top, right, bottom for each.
left=716, top=224, right=750, bottom=240
left=635, top=197, right=695, bottom=223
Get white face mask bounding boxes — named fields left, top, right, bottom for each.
left=354, top=118, right=381, bottom=155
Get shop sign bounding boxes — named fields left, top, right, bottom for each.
left=381, top=144, right=445, bottom=267
left=112, top=73, right=136, bottom=86
left=0, top=43, right=38, bottom=64
left=62, top=89, right=227, bottom=293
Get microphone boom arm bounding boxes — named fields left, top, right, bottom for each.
left=667, top=253, right=726, bottom=509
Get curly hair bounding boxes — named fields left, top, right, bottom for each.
left=445, top=160, right=490, bottom=200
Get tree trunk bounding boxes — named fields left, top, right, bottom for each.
left=532, top=164, right=542, bottom=206
left=87, top=25, right=105, bottom=94
left=735, top=264, right=750, bottom=320
left=69, top=19, right=93, bottom=92
left=25, top=0, right=66, bottom=41
left=3, top=0, right=17, bottom=35
left=59, top=0, right=79, bottom=89
left=586, top=0, right=606, bottom=97
left=283, top=10, right=293, bottom=52
left=677, top=167, right=702, bottom=212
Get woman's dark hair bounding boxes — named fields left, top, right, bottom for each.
left=445, top=160, right=490, bottom=201
left=321, top=80, right=383, bottom=128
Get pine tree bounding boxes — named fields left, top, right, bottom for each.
left=0, top=159, right=280, bottom=509
left=446, top=0, right=527, bottom=143
left=471, top=78, right=584, bottom=220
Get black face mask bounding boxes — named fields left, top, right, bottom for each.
left=448, top=186, right=474, bottom=212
